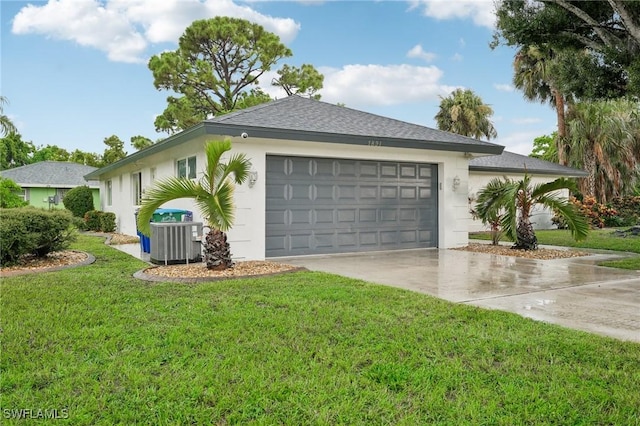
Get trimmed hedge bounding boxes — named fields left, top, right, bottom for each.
left=83, top=210, right=116, bottom=232
left=0, top=208, right=76, bottom=266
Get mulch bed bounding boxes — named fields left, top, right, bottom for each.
left=454, top=242, right=589, bottom=260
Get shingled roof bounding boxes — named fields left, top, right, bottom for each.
left=470, top=151, right=587, bottom=177
left=1, top=161, right=99, bottom=187
left=206, top=95, right=503, bottom=153
left=87, top=95, right=504, bottom=180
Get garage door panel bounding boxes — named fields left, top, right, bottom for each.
left=266, top=156, right=437, bottom=256
left=314, top=209, right=334, bottom=224
left=337, top=161, right=357, bottom=177
left=359, top=162, right=379, bottom=178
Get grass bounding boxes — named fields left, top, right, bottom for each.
left=2, top=235, right=640, bottom=424
left=470, top=228, right=640, bottom=270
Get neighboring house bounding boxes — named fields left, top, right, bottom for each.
left=87, top=96, right=510, bottom=260
left=468, top=151, right=588, bottom=232
left=0, top=161, right=100, bottom=209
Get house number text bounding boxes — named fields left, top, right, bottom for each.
left=368, top=140, right=382, bottom=147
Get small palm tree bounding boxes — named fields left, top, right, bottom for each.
left=136, top=139, right=251, bottom=270
left=475, top=174, right=589, bottom=250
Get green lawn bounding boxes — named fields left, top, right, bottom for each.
left=470, top=228, right=640, bottom=270
left=2, top=235, right=639, bottom=424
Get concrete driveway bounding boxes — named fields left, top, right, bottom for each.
left=279, top=248, right=640, bottom=343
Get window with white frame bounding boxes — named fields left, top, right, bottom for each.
left=106, top=180, right=113, bottom=206
left=177, top=156, right=197, bottom=179
left=132, top=172, right=142, bottom=205
left=13, top=188, right=28, bottom=201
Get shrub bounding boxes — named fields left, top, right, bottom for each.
left=84, top=210, right=103, bottom=231
left=63, top=185, right=94, bottom=218
left=570, top=196, right=618, bottom=228
left=609, top=196, right=640, bottom=225
left=71, top=216, right=89, bottom=231
left=100, top=212, right=116, bottom=233
left=0, top=208, right=76, bottom=266
left=0, top=177, right=28, bottom=208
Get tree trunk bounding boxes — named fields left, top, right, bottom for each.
left=553, top=88, right=568, bottom=166
left=514, top=215, right=538, bottom=250
left=203, top=228, right=234, bottom=270
left=581, top=150, right=597, bottom=199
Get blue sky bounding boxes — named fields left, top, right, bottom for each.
left=2, top=0, right=557, bottom=156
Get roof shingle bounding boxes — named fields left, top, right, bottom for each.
left=470, top=151, right=587, bottom=177
left=0, top=161, right=99, bottom=187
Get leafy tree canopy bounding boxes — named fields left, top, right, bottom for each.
left=31, top=144, right=71, bottom=163
left=102, top=135, right=127, bottom=165
left=272, top=64, right=324, bottom=99
left=530, top=133, right=558, bottom=163
left=0, top=132, right=35, bottom=170
left=131, top=135, right=154, bottom=151
left=0, top=177, right=28, bottom=208
left=149, top=17, right=292, bottom=133
left=493, top=0, right=640, bottom=98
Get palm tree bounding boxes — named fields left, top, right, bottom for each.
left=434, top=88, right=498, bottom=140
left=513, top=46, right=570, bottom=165
left=475, top=174, right=589, bottom=250
left=0, top=96, right=17, bottom=137
left=565, top=99, right=640, bottom=202
left=136, top=140, right=251, bottom=270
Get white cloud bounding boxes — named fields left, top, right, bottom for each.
left=312, top=64, right=457, bottom=107
left=258, top=64, right=456, bottom=107
left=12, top=0, right=300, bottom=63
left=511, top=117, right=542, bottom=125
left=494, top=83, right=514, bottom=92
left=409, top=0, right=496, bottom=28
left=407, top=44, right=437, bottom=62
left=494, top=131, right=540, bottom=155
left=451, top=53, right=463, bottom=62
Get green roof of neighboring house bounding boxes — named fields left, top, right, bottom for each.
left=1, top=161, right=99, bottom=188
left=86, top=96, right=505, bottom=180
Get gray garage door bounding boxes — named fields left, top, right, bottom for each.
left=266, top=156, right=438, bottom=257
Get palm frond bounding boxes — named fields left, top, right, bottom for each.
left=536, top=193, right=589, bottom=241
left=136, top=177, right=200, bottom=235
left=531, top=177, right=577, bottom=198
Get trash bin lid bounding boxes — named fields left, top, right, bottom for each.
left=154, top=208, right=190, bottom=214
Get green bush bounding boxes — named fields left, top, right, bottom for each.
left=63, top=185, right=95, bottom=218
left=71, top=216, right=89, bottom=231
left=100, top=212, right=116, bottom=232
left=0, top=177, right=28, bottom=208
left=0, top=208, right=76, bottom=265
left=84, top=210, right=103, bottom=231
left=609, top=196, right=640, bottom=225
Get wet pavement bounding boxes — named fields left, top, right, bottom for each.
left=277, top=248, right=640, bottom=343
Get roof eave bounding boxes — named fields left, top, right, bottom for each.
left=84, top=124, right=208, bottom=180
left=470, top=165, right=588, bottom=177
left=204, top=123, right=505, bottom=155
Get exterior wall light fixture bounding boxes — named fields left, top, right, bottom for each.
left=248, top=171, right=258, bottom=188
left=452, top=175, right=461, bottom=191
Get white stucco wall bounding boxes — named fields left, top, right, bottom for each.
left=100, top=134, right=472, bottom=260
left=468, top=171, right=568, bottom=233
